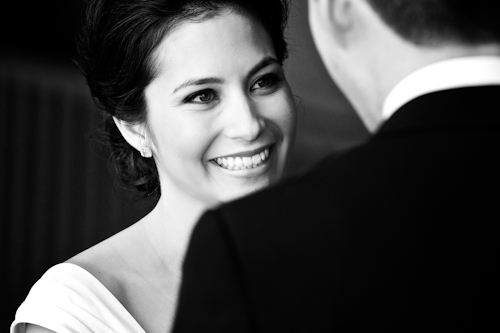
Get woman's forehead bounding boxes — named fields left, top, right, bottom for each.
left=150, top=10, right=275, bottom=83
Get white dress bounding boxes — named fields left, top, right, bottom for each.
left=11, top=263, right=146, bottom=333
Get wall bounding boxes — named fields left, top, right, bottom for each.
left=285, top=1, right=368, bottom=174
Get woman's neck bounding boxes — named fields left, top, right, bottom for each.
left=141, top=190, right=209, bottom=272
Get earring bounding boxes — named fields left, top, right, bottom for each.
left=140, top=146, right=152, bottom=158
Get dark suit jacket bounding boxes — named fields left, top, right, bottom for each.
left=173, top=86, right=500, bottom=332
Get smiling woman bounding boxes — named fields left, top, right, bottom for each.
left=10, top=1, right=295, bottom=333
left=141, top=15, right=296, bottom=206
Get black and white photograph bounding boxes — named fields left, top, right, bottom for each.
left=2, top=0, right=498, bottom=332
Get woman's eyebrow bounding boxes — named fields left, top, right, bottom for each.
left=172, top=56, right=280, bottom=95
left=247, top=56, right=280, bottom=80
left=173, top=78, right=223, bottom=94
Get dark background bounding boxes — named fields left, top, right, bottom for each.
left=0, top=0, right=368, bottom=328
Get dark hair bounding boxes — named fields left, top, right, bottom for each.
left=76, top=0, right=290, bottom=197
left=365, top=0, right=500, bottom=46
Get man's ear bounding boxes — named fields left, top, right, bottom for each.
left=112, top=116, right=148, bottom=153
left=311, top=0, right=354, bottom=46
left=330, top=0, right=354, bottom=31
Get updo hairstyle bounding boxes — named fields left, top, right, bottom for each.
left=76, top=0, right=290, bottom=197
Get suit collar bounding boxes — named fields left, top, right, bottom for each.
left=375, top=86, right=500, bottom=139
left=381, top=56, right=500, bottom=122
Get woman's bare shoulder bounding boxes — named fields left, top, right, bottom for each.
left=65, top=222, right=147, bottom=297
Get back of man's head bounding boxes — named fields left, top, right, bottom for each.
left=366, top=0, right=500, bottom=46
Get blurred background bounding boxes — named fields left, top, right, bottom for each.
left=0, top=0, right=368, bottom=327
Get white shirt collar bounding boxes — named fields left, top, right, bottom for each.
left=381, top=56, right=500, bottom=121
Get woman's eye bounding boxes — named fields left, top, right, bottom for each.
left=184, top=89, right=218, bottom=104
left=251, top=74, right=281, bottom=92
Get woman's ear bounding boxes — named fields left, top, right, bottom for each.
left=113, top=116, right=152, bottom=157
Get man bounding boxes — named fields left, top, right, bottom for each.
left=172, top=0, right=500, bottom=331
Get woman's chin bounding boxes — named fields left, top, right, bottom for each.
left=212, top=176, right=276, bottom=205
left=230, top=181, right=270, bottom=201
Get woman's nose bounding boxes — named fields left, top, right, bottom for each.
left=223, top=95, right=265, bottom=141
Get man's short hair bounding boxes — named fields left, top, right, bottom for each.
left=365, top=0, right=500, bottom=46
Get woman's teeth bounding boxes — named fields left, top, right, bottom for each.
left=213, top=148, right=270, bottom=170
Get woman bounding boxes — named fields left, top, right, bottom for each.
left=11, top=0, right=296, bottom=332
